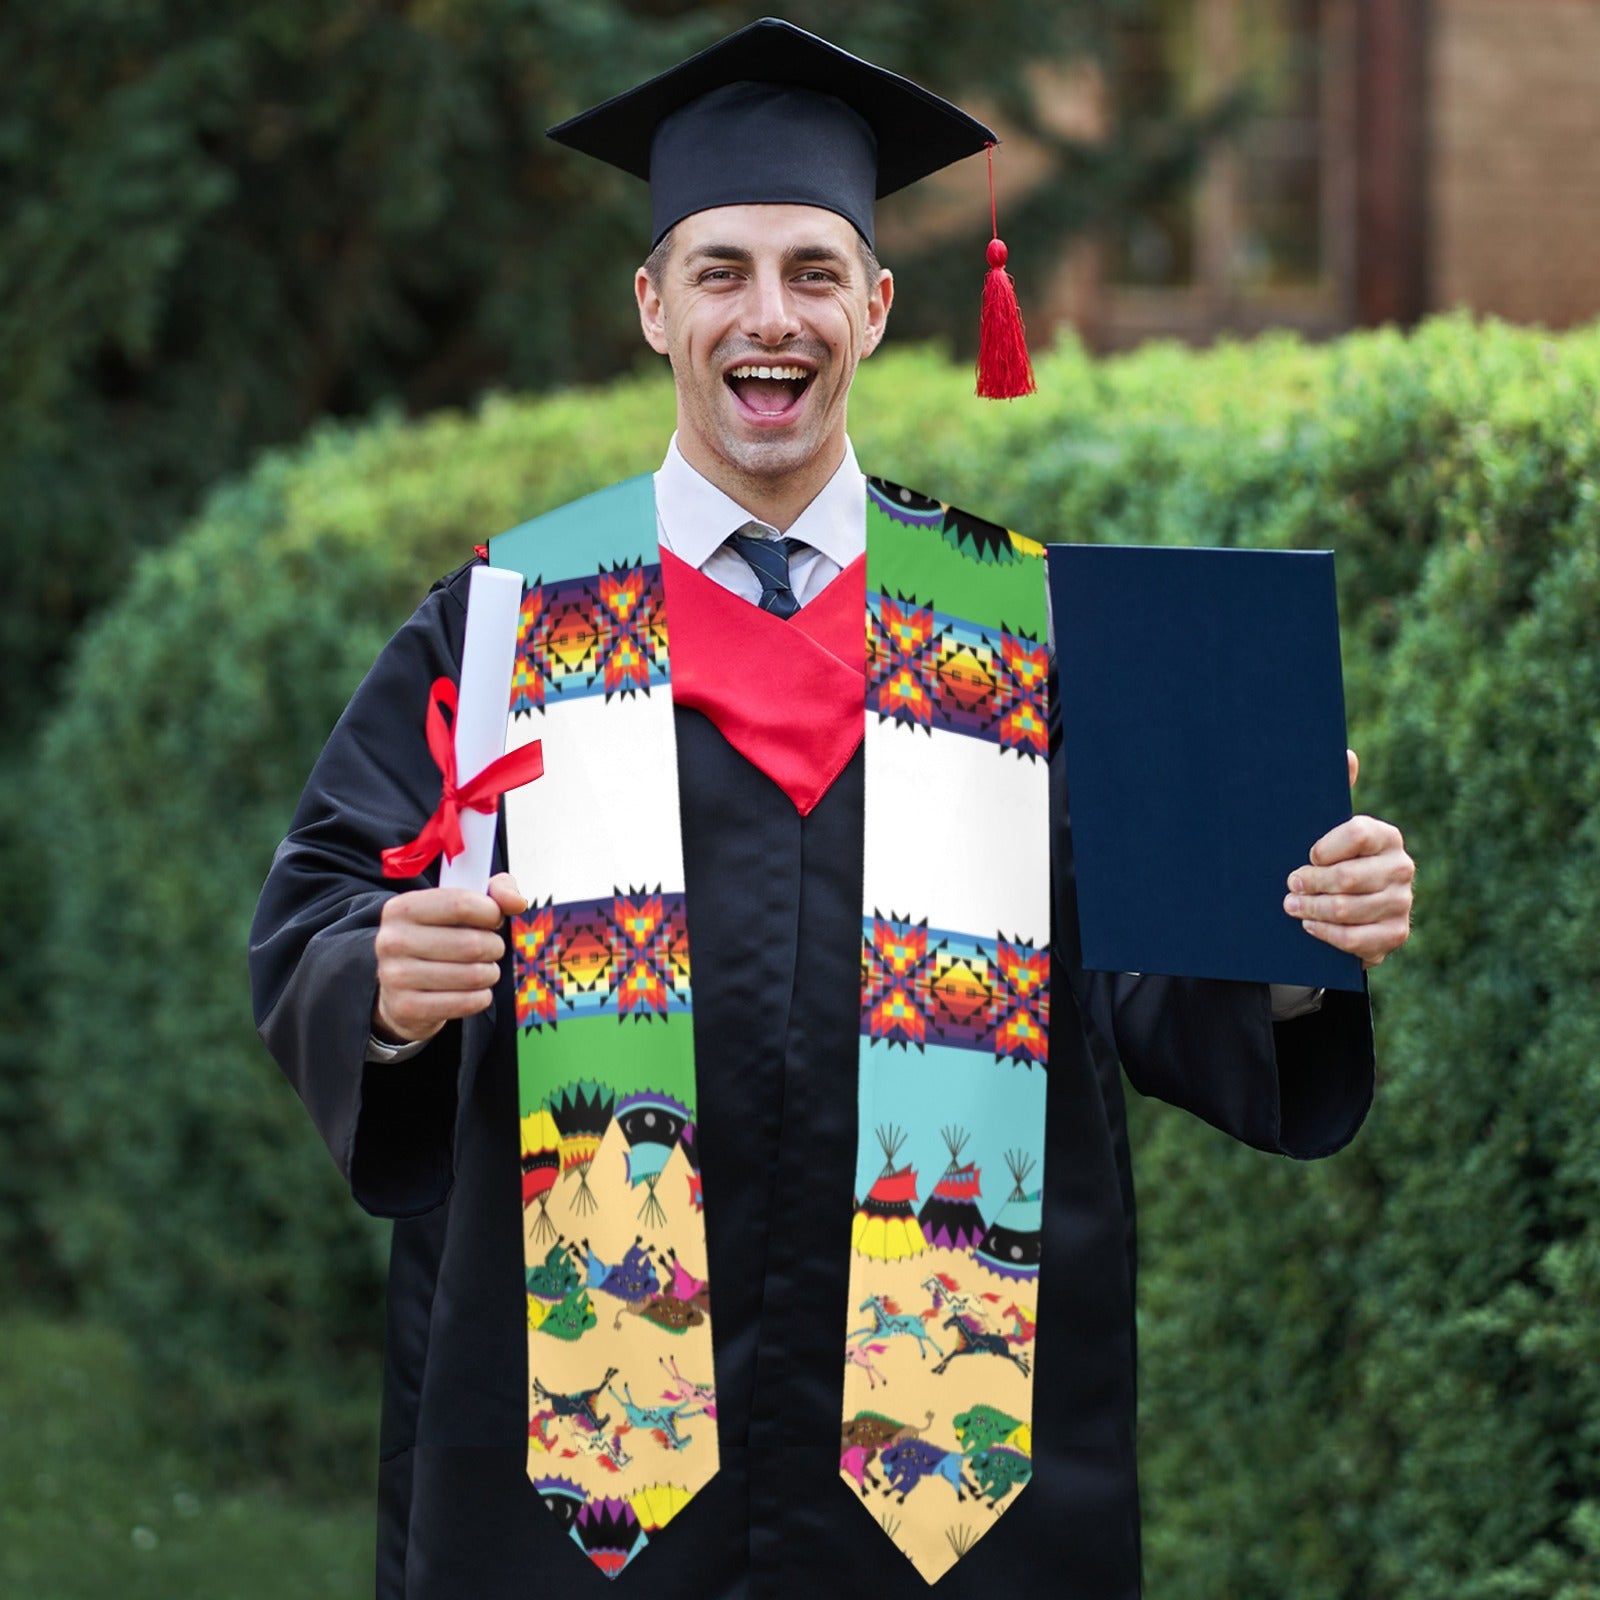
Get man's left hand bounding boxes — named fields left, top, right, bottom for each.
left=1284, top=750, right=1415, bottom=968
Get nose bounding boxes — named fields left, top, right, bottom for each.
left=744, top=267, right=801, bottom=347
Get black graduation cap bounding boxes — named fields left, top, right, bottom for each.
left=547, top=16, right=998, bottom=249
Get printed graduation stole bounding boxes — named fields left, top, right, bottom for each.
left=489, top=475, right=1049, bottom=1584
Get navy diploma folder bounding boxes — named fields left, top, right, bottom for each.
left=1047, top=543, right=1364, bottom=993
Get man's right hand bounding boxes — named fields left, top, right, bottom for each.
left=372, top=872, right=528, bottom=1045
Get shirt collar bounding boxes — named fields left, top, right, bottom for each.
left=655, top=435, right=866, bottom=570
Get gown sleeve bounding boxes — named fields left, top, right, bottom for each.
left=248, top=561, right=500, bottom=1216
left=1048, top=691, right=1375, bottom=1161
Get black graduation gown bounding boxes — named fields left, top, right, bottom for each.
left=250, top=560, right=1374, bottom=1600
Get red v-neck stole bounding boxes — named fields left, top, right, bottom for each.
left=660, top=549, right=866, bottom=816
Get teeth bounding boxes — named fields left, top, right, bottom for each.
left=727, top=365, right=809, bottom=381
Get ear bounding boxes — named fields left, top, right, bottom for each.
left=861, top=268, right=894, bottom=358
left=636, top=266, right=670, bottom=356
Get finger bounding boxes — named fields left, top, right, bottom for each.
left=375, top=923, right=506, bottom=964
left=375, top=985, right=494, bottom=1042
left=1284, top=883, right=1413, bottom=926
left=1302, top=915, right=1410, bottom=965
left=1347, top=748, right=1359, bottom=790
left=488, top=873, right=529, bottom=916
left=380, top=957, right=504, bottom=993
left=382, top=887, right=508, bottom=930
left=1288, top=850, right=1415, bottom=899
left=1307, top=814, right=1405, bottom=868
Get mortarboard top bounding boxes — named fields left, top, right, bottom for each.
left=546, top=17, right=998, bottom=248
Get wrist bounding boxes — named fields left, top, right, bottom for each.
left=371, top=996, right=437, bottom=1047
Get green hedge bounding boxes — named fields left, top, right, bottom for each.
left=34, top=318, right=1600, bottom=1599
left=1126, top=325, right=1600, bottom=1600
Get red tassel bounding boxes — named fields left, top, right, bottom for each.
left=977, top=239, right=1036, bottom=399
left=976, top=146, right=1036, bottom=399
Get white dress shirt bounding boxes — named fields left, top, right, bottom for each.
left=654, top=433, right=864, bottom=604
left=368, top=440, right=1317, bottom=1058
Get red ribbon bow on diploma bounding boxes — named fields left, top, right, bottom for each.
left=381, top=677, right=544, bottom=879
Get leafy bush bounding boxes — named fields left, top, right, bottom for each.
left=35, top=316, right=1600, bottom=1600
left=1127, top=321, right=1600, bottom=1600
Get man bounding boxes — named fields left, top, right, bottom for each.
left=250, top=19, right=1413, bottom=1599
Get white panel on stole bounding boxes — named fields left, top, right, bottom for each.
left=502, top=693, right=684, bottom=902
left=862, top=717, right=1050, bottom=944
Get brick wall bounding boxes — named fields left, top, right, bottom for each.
left=1431, top=0, right=1600, bottom=327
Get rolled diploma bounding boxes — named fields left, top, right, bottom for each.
left=438, top=565, right=525, bottom=893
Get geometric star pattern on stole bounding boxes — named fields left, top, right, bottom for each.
left=862, top=915, right=1048, bottom=1066
left=513, top=891, right=692, bottom=1030
left=510, top=560, right=670, bottom=715
left=866, top=594, right=1048, bottom=760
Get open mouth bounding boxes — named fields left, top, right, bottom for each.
left=725, top=363, right=813, bottom=418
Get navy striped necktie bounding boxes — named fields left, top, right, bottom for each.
left=726, top=526, right=807, bottom=619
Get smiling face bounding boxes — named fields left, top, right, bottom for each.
left=635, top=204, right=892, bottom=527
